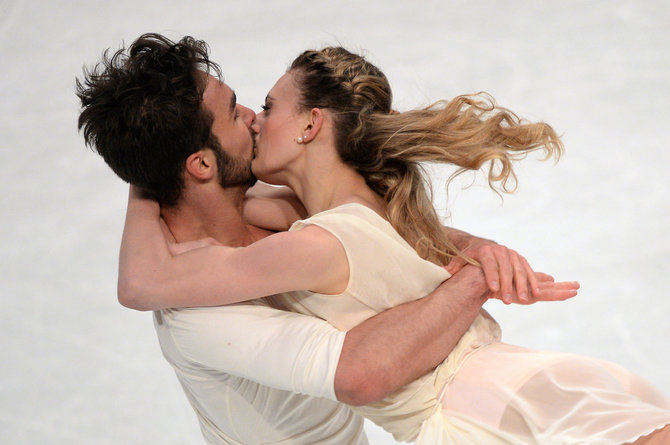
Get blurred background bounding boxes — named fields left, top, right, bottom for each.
left=1, top=0, right=668, bottom=443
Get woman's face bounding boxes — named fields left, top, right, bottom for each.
left=251, top=71, right=306, bottom=184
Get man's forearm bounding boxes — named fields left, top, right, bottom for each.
left=334, top=265, right=488, bottom=405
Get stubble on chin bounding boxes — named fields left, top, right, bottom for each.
left=216, top=149, right=257, bottom=189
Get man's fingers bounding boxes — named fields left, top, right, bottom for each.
left=488, top=291, right=510, bottom=304
left=489, top=279, right=580, bottom=304
left=537, top=281, right=580, bottom=301
left=538, top=289, right=579, bottom=301
left=460, top=241, right=569, bottom=306
left=535, top=272, right=555, bottom=283
left=539, top=281, right=580, bottom=290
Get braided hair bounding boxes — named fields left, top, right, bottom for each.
left=290, top=47, right=562, bottom=264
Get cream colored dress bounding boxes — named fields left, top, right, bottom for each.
left=279, top=203, right=670, bottom=444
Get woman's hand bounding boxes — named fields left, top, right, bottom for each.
left=167, top=237, right=223, bottom=256
left=158, top=217, right=223, bottom=256
left=446, top=241, right=536, bottom=303
left=507, top=272, right=579, bottom=305
left=445, top=239, right=578, bottom=304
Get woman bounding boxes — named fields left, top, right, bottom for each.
left=120, top=47, right=670, bottom=443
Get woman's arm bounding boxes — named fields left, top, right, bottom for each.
left=243, top=182, right=307, bottom=231
left=118, top=186, right=348, bottom=311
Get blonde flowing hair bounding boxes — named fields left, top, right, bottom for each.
left=290, top=48, right=562, bottom=265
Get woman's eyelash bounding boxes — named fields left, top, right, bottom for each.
left=260, top=104, right=269, bottom=111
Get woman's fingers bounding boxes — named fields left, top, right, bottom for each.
left=488, top=273, right=578, bottom=305
left=459, top=241, right=572, bottom=306
left=511, top=252, right=530, bottom=303
left=476, top=246, right=501, bottom=293
left=167, top=237, right=222, bottom=255
left=473, top=245, right=512, bottom=301
left=521, top=256, right=540, bottom=299
left=494, top=247, right=515, bottom=304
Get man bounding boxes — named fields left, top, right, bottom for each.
left=77, top=33, right=575, bottom=444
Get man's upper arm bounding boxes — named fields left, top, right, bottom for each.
left=163, top=303, right=344, bottom=400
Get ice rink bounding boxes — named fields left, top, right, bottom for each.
left=2, top=0, right=669, bottom=443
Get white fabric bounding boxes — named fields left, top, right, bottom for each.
left=283, top=203, right=670, bottom=444
left=285, top=203, right=501, bottom=441
left=439, top=343, right=670, bottom=444
left=287, top=205, right=452, bottom=331
left=154, top=298, right=367, bottom=445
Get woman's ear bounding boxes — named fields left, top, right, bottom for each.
left=185, top=149, right=217, bottom=181
left=302, top=108, right=324, bottom=143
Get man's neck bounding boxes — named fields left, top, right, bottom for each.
left=161, top=185, right=267, bottom=247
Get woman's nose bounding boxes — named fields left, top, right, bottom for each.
left=250, top=112, right=264, bottom=134
left=239, top=105, right=256, bottom=127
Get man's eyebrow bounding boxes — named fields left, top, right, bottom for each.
left=229, top=91, right=237, bottom=114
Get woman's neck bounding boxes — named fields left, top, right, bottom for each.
left=285, top=149, right=385, bottom=217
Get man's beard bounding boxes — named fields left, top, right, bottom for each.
left=212, top=141, right=257, bottom=189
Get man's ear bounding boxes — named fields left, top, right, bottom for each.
left=185, top=149, right=217, bottom=181
left=302, top=108, right=324, bottom=143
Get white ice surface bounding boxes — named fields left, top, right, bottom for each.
left=1, top=0, right=669, bottom=443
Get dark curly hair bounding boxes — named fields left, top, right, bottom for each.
left=76, top=33, right=222, bottom=205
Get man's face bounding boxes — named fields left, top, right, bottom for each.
left=201, top=73, right=256, bottom=187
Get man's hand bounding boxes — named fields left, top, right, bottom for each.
left=445, top=238, right=579, bottom=305
left=446, top=241, right=537, bottom=303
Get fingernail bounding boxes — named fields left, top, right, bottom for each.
left=491, top=281, right=499, bottom=291
left=520, top=292, right=528, bottom=302
left=504, top=293, right=511, bottom=301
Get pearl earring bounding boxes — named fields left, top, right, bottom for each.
left=297, top=136, right=304, bottom=144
